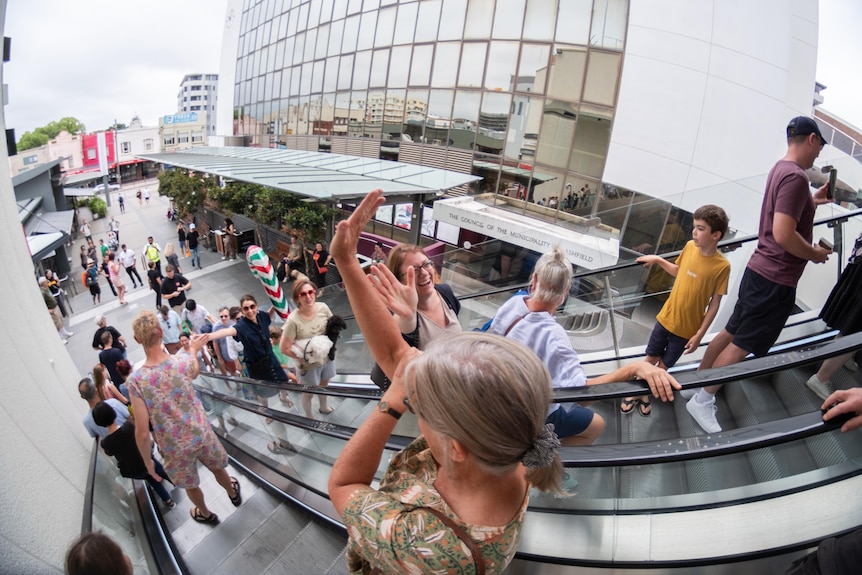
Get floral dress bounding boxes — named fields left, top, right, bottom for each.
left=127, top=354, right=227, bottom=488
left=343, top=438, right=528, bottom=574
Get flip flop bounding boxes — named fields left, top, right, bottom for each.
left=267, top=441, right=296, bottom=455
left=638, top=400, right=652, bottom=417
left=620, top=398, right=638, bottom=414
left=190, top=507, right=219, bottom=524
left=318, top=406, right=334, bottom=414
left=279, top=395, right=294, bottom=408
left=229, top=477, right=242, bottom=507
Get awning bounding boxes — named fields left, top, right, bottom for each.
left=27, top=231, right=70, bottom=262
left=63, top=187, right=100, bottom=197
left=137, top=147, right=481, bottom=202
left=433, top=196, right=620, bottom=270
left=63, top=171, right=103, bottom=187
left=472, top=160, right=558, bottom=185
left=24, top=210, right=75, bottom=236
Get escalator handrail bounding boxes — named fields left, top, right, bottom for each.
left=193, top=380, right=413, bottom=451
left=81, top=437, right=99, bottom=533
left=554, top=331, right=862, bottom=403
left=561, top=410, right=854, bottom=468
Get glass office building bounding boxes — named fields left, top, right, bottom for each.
left=226, top=0, right=824, bottom=262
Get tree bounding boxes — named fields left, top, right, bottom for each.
left=157, top=169, right=218, bottom=218
left=17, top=116, right=86, bottom=151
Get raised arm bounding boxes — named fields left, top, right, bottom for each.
left=330, top=190, right=411, bottom=377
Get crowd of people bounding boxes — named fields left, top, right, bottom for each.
left=57, top=116, right=862, bottom=574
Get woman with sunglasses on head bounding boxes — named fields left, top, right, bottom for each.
left=279, top=280, right=335, bottom=417
left=208, top=294, right=296, bottom=453
left=367, top=243, right=462, bottom=390
left=328, top=190, right=564, bottom=575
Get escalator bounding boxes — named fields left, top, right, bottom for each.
left=82, top=211, right=862, bottom=573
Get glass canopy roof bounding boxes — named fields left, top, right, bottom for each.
left=137, top=147, right=481, bottom=202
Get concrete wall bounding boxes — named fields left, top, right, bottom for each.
left=0, top=2, right=92, bottom=572
left=605, top=0, right=821, bottom=234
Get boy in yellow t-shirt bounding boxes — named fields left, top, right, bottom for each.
left=621, top=205, right=730, bottom=416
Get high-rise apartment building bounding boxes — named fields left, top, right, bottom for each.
left=177, top=73, right=219, bottom=137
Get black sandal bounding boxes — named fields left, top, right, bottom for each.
left=620, top=398, right=638, bottom=414
left=638, top=400, right=652, bottom=417
left=229, top=477, right=242, bottom=507
left=190, top=507, right=219, bottom=524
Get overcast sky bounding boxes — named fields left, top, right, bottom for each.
left=3, top=0, right=861, bottom=136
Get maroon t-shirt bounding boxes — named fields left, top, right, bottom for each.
left=747, top=160, right=814, bottom=287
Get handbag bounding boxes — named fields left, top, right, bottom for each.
left=368, top=506, right=485, bottom=575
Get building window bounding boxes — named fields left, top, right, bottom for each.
left=144, top=138, right=153, bottom=150
left=191, top=131, right=203, bottom=143
left=86, top=148, right=96, bottom=160
left=191, top=85, right=202, bottom=91
left=163, top=135, right=175, bottom=146
left=190, top=95, right=201, bottom=101
left=178, top=132, right=189, bottom=143
left=190, top=105, right=201, bottom=110
left=121, top=141, right=131, bottom=154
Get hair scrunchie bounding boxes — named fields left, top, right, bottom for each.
left=522, top=423, right=560, bottom=469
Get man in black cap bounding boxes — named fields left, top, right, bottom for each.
left=687, top=116, right=833, bottom=433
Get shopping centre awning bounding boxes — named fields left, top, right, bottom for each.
left=433, top=196, right=620, bottom=270
left=27, top=231, right=70, bottom=262
left=24, top=209, right=75, bottom=236
left=62, top=171, right=103, bottom=187
left=137, top=147, right=480, bottom=202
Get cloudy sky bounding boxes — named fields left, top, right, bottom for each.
left=3, top=0, right=861, bottom=136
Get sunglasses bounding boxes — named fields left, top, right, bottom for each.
left=298, top=290, right=315, bottom=297
left=242, top=304, right=257, bottom=311
left=219, top=315, right=229, bottom=319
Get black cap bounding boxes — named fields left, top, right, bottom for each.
left=786, top=116, right=827, bottom=145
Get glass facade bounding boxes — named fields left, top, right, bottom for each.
left=232, top=0, right=631, bottom=228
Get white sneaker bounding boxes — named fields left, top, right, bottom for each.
left=61, top=338, right=68, bottom=345
left=680, top=388, right=697, bottom=399
left=686, top=395, right=721, bottom=433
left=66, top=331, right=74, bottom=337
left=805, top=374, right=833, bottom=401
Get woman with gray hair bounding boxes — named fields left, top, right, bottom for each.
left=328, top=190, right=563, bottom=575
left=490, top=246, right=680, bottom=451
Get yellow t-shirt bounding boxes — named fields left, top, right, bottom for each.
left=656, top=240, right=730, bottom=339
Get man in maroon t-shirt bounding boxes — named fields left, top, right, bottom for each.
left=686, top=116, right=832, bottom=433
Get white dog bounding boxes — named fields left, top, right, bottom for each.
left=290, top=336, right=333, bottom=365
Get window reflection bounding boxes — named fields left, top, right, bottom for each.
left=370, top=49, right=390, bottom=88
left=415, top=0, right=441, bottom=43
left=334, top=92, right=353, bottom=137
left=337, top=54, right=354, bottom=90
left=353, top=50, right=372, bottom=90
left=342, top=14, right=360, bottom=53
left=438, top=0, right=467, bottom=42
left=402, top=89, right=429, bottom=144
left=358, top=11, right=376, bottom=51
left=536, top=99, right=576, bottom=168
left=383, top=89, right=406, bottom=141
left=409, top=44, right=433, bottom=86
left=375, top=6, right=396, bottom=47
left=555, top=0, right=591, bottom=45
left=451, top=90, right=480, bottom=150
left=432, top=42, right=461, bottom=88
left=583, top=51, right=621, bottom=106
left=388, top=45, right=411, bottom=88
left=312, top=60, right=325, bottom=93
left=492, top=0, right=526, bottom=39
left=426, top=89, right=454, bottom=147
left=323, top=56, right=338, bottom=92
left=464, top=0, right=494, bottom=39
left=364, top=91, right=385, bottom=138
left=485, top=42, right=518, bottom=91
left=315, top=23, right=329, bottom=59
left=546, top=47, right=586, bottom=102
left=568, top=109, right=612, bottom=178
left=393, top=2, right=418, bottom=45
left=350, top=90, right=367, bottom=137
left=591, top=0, right=628, bottom=50
left=477, top=91, right=511, bottom=155
left=319, top=93, right=336, bottom=135
left=328, top=18, right=344, bottom=56
left=458, top=43, right=486, bottom=88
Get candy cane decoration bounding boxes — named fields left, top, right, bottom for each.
left=246, top=245, right=290, bottom=318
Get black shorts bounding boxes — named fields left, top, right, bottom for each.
left=725, top=268, right=796, bottom=357
left=645, top=321, right=688, bottom=368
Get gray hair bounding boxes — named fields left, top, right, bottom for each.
left=406, top=332, right=563, bottom=492
left=530, top=246, right=572, bottom=307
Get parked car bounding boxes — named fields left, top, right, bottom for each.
left=93, top=183, right=121, bottom=193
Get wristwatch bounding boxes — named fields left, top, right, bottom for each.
left=378, top=400, right=402, bottom=420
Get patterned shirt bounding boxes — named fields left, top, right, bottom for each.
left=127, top=355, right=210, bottom=463
left=343, top=438, right=528, bottom=574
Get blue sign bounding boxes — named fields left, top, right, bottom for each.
left=164, top=112, right=199, bottom=124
